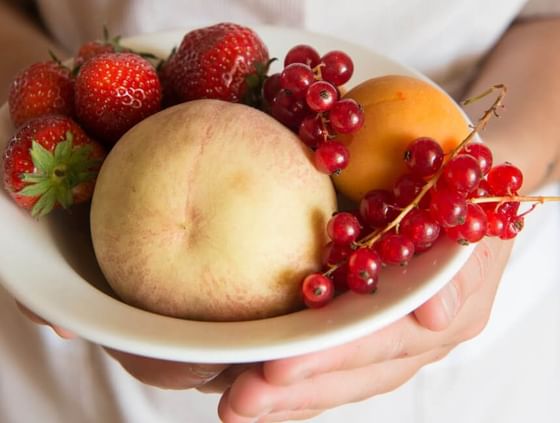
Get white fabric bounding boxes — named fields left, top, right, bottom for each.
left=2, top=1, right=560, bottom=422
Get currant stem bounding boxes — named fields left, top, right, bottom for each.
left=471, top=195, right=560, bottom=204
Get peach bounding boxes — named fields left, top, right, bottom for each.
left=333, top=75, right=470, bottom=202
left=90, top=100, right=336, bottom=322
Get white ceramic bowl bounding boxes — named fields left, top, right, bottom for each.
left=0, top=27, right=475, bottom=363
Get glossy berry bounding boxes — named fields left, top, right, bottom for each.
left=327, top=212, right=362, bottom=245
left=280, top=63, right=315, bottom=98
left=306, top=80, right=338, bottom=112
left=314, top=141, right=350, bottom=174
left=445, top=203, right=488, bottom=244
left=9, top=61, right=74, bottom=127
left=393, top=173, right=429, bottom=208
left=461, top=142, right=493, bottom=175
left=320, top=50, right=354, bottom=86
left=485, top=209, right=507, bottom=237
left=360, top=189, right=399, bottom=228
left=399, top=209, right=441, bottom=247
left=328, top=99, right=364, bottom=134
left=429, top=187, right=468, bottom=228
left=487, top=162, right=523, bottom=195
left=441, top=154, right=482, bottom=195
left=262, top=73, right=282, bottom=105
left=75, top=52, right=162, bottom=144
left=284, top=44, right=321, bottom=68
left=500, top=215, right=524, bottom=240
left=346, top=248, right=382, bottom=294
left=270, top=89, right=309, bottom=131
left=159, top=23, right=269, bottom=103
left=322, top=242, right=352, bottom=291
left=301, top=273, right=335, bottom=308
left=404, top=137, right=444, bottom=177
left=298, top=115, right=328, bottom=149
left=377, top=234, right=415, bottom=266
left=3, top=115, right=105, bottom=217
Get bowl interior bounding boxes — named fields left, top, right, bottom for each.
left=0, top=27, right=475, bottom=363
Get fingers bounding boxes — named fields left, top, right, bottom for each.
left=197, top=363, right=257, bottom=394
left=218, top=347, right=451, bottom=422
left=103, top=348, right=229, bottom=390
left=16, top=302, right=76, bottom=339
left=415, top=237, right=513, bottom=331
left=262, top=237, right=513, bottom=386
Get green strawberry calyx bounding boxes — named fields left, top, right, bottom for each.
left=18, top=131, right=100, bottom=218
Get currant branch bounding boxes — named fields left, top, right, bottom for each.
left=325, top=84, right=509, bottom=276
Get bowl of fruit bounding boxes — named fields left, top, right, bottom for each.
left=0, top=23, right=515, bottom=364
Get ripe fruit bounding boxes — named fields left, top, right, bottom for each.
left=3, top=115, right=105, bottom=217
left=346, top=248, right=382, bottom=294
left=159, top=23, right=269, bottom=104
left=75, top=52, right=162, bottom=144
left=90, top=100, right=336, bottom=321
left=302, top=273, right=335, bottom=308
left=487, top=162, right=523, bottom=195
left=404, top=137, right=444, bottom=177
left=333, top=75, right=470, bottom=201
left=8, top=61, right=74, bottom=127
left=326, top=212, right=361, bottom=245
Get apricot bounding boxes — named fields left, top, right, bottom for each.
left=333, top=75, right=470, bottom=202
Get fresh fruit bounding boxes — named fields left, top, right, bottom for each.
left=333, top=75, right=471, bottom=201
left=8, top=61, right=74, bottom=127
left=90, top=99, right=336, bottom=322
left=302, top=273, right=335, bottom=308
left=74, top=52, right=162, bottom=145
left=159, top=23, right=269, bottom=104
left=267, top=44, right=363, bottom=175
left=3, top=115, right=105, bottom=217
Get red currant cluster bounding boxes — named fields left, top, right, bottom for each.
left=302, top=133, right=530, bottom=308
left=262, top=45, right=364, bottom=174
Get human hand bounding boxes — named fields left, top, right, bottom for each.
left=217, top=236, right=513, bottom=422
left=15, top=302, right=233, bottom=391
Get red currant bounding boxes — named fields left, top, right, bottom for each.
left=487, top=162, right=523, bottom=195
left=429, top=187, right=468, bottom=228
left=270, top=89, right=309, bottom=131
left=328, top=99, right=364, bottom=134
left=314, top=141, right=350, bottom=174
left=485, top=209, right=507, bottom=237
left=500, top=215, right=524, bottom=240
left=320, top=50, right=354, bottom=86
left=346, top=248, right=382, bottom=294
left=327, top=212, right=362, bottom=246
left=305, top=80, right=338, bottom=112
left=460, top=142, right=493, bottom=176
left=298, top=115, right=327, bottom=149
left=322, top=242, right=352, bottom=291
left=441, top=154, right=482, bottom=195
left=404, top=137, right=444, bottom=177
left=393, top=173, right=429, bottom=208
left=360, top=189, right=399, bottom=228
left=262, top=73, right=282, bottom=105
left=377, top=234, right=415, bottom=266
left=280, top=63, right=316, bottom=98
left=445, top=203, right=488, bottom=244
left=284, top=44, right=321, bottom=68
left=301, top=273, right=335, bottom=308
left=399, top=208, right=441, bottom=247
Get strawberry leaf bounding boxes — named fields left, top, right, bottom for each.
left=30, top=187, right=57, bottom=218
left=18, top=178, right=51, bottom=197
left=30, top=141, right=55, bottom=175
left=53, top=132, right=74, bottom=162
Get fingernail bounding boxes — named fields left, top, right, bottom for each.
left=441, top=283, right=459, bottom=323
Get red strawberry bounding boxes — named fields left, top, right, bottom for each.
left=3, top=115, right=106, bottom=217
left=8, top=61, right=74, bottom=127
left=160, top=22, right=269, bottom=104
left=74, top=52, right=162, bottom=145
left=74, top=41, right=115, bottom=68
